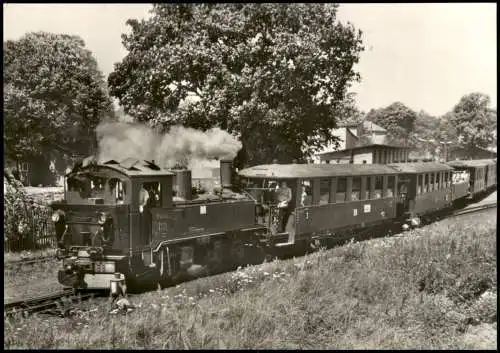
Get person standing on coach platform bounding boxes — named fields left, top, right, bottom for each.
left=276, top=181, right=292, bottom=232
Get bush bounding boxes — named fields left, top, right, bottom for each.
left=4, top=172, right=54, bottom=251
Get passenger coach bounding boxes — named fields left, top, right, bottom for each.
left=387, top=163, right=454, bottom=220
left=238, top=163, right=401, bottom=247
left=447, top=159, right=497, bottom=199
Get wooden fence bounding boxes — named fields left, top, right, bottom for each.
left=4, top=205, right=57, bottom=252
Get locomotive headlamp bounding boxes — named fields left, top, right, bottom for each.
left=98, top=212, right=109, bottom=225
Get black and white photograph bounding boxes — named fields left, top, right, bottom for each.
left=3, top=3, right=497, bottom=349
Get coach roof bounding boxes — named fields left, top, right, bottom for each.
left=387, top=162, right=453, bottom=174
left=447, top=159, right=496, bottom=168
left=238, top=163, right=399, bottom=179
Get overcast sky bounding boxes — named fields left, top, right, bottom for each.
left=3, top=3, right=497, bottom=117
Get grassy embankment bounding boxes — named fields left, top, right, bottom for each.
left=4, top=209, right=496, bottom=349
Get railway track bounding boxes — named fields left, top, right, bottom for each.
left=4, top=288, right=96, bottom=317
left=5, top=255, right=56, bottom=269
left=450, top=202, right=497, bottom=218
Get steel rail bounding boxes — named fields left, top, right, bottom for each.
left=450, top=202, right=497, bottom=218
left=4, top=256, right=56, bottom=268
left=4, top=288, right=95, bottom=317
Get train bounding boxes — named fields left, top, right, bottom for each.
left=48, top=157, right=496, bottom=295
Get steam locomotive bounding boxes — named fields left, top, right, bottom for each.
left=49, top=157, right=496, bottom=295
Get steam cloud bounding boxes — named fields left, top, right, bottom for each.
left=95, top=122, right=242, bottom=174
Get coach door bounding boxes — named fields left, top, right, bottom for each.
left=396, top=175, right=411, bottom=217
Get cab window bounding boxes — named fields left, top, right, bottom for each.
left=417, top=174, right=423, bottom=195
left=109, top=178, right=126, bottom=204
left=140, top=182, right=162, bottom=208
left=424, top=174, right=429, bottom=192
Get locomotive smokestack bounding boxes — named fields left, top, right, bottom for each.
left=220, top=160, right=233, bottom=188
left=174, top=169, right=192, bottom=200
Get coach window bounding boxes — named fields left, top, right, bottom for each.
left=417, top=174, right=423, bottom=195
left=319, top=179, right=330, bottom=205
left=300, top=180, right=313, bottom=206
left=374, top=176, right=383, bottom=199
left=424, top=174, right=429, bottom=193
left=329, top=178, right=337, bottom=203
left=435, top=172, right=439, bottom=190
left=336, top=177, right=347, bottom=203
left=386, top=176, right=395, bottom=197
left=351, top=177, right=361, bottom=201
left=430, top=173, right=436, bottom=191
left=360, top=177, right=367, bottom=200
left=364, top=176, right=371, bottom=200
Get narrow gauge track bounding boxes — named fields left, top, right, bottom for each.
left=4, top=289, right=97, bottom=317
left=449, top=202, right=497, bottom=218
left=5, top=256, right=56, bottom=269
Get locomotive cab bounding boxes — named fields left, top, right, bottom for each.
left=50, top=157, right=174, bottom=291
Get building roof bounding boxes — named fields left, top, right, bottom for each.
left=238, top=163, right=400, bottom=179
left=387, top=162, right=453, bottom=174
left=362, top=120, right=386, bottom=133
left=446, top=159, right=496, bottom=168
left=338, top=121, right=386, bottom=133
left=68, top=157, right=174, bottom=178
left=315, top=143, right=407, bottom=156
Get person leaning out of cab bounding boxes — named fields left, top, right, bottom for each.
left=139, top=184, right=150, bottom=213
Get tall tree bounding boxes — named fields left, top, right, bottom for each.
left=336, top=92, right=365, bottom=127
left=413, top=110, right=440, bottom=156
left=108, top=4, right=364, bottom=166
left=3, top=32, right=114, bottom=163
left=447, top=92, right=496, bottom=150
left=364, top=102, right=417, bottom=147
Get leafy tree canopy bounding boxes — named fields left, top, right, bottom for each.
left=447, top=92, right=496, bottom=149
left=108, top=3, right=364, bottom=166
left=336, top=92, right=365, bottom=127
left=3, top=32, right=114, bottom=162
left=364, top=102, right=417, bottom=147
